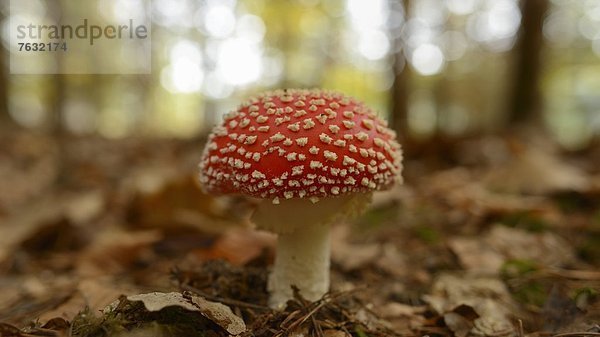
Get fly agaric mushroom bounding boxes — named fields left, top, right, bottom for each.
left=198, top=89, right=402, bottom=308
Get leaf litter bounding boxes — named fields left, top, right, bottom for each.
left=0, top=131, right=599, bottom=336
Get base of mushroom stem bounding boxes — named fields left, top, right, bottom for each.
left=267, top=222, right=331, bottom=309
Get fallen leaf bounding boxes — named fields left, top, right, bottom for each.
left=443, top=312, right=473, bottom=337
left=484, top=144, right=589, bottom=194
left=195, top=227, right=275, bottom=265
left=0, top=133, right=58, bottom=213
left=39, top=277, right=136, bottom=322
left=448, top=238, right=505, bottom=274
left=375, top=243, right=408, bottom=278
left=127, top=292, right=198, bottom=312
left=331, top=226, right=381, bottom=271
left=126, top=292, right=246, bottom=335
left=376, top=302, right=426, bottom=319
left=189, top=295, right=247, bottom=335
left=0, top=275, right=75, bottom=326
left=442, top=305, right=480, bottom=337
left=423, top=273, right=518, bottom=337
left=0, top=323, right=22, bottom=337
left=485, top=225, right=575, bottom=267
left=76, top=228, right=162, bottom=277
left=449, top=225, right=575, bottom=274
left=423, top=168, right=548, bottom=219
left=0, top=191, right=104, bottom=265
left=126, top=174, right=251, bottom=232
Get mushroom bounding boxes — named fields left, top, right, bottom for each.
left=198, top=89, right=403, bottom=308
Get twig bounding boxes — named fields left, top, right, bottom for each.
left=280, top=309, right=303, bottom=328
left=552, top=333, right=600, bottom=337
left=546, top=269, right=600, bottom=281
left=518, top=319, right=525, bottom=337
left=277, top=298, right=329, bottom=335
left=311, top=314, right=323, bottom=337
left=274, top=289, right=359, bottom=337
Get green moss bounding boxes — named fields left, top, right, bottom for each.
left=355, top=205, right=399, bottom=230
left=413, top=225, right=441, bottom=244
left=500, top=211, right=549, bottom=232
left=572, top=287, right=599, bottom=301
left=71, top=307, right=129, bottom=337
left=354, top=326, right=369, bottom=337
left=500, top=259, right=538, bottom=278
left=501, top=259, right=547, bottom=307
left=512, top=282, right=547, bottom=307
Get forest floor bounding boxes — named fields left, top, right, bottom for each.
left=0, top=130, right=599, bottom=337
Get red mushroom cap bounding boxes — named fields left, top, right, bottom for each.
left=198, top=89, right=403, bottom=203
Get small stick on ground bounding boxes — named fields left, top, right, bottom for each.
left=274, top=289, right=358, bottom=337
left=551, top=333, right=600, bottom=337
left=518, top=319, right=525, bottom=337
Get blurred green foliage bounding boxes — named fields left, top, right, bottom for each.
left=3, top=0, right=600, bottom=147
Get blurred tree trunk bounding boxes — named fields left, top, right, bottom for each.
left=0, top=9, right=12, bottom=128
left=508, top=0, right=549, bottom=125
left=277, top=2, right=295, bottom=88
left=50, top=0, right=68, bottom=184
left=0, top=49, right=11, bottom=127
left=390, top=59, right=409, bottom=140
left=51, top=75, right=66, bottom=138
left=389, top=0, right=410, bottom=140
left=49, top=0, right=66, bottom=136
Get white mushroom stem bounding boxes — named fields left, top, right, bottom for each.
left=251, top=193, right=372, bottom=309
left=268, top=222, right=331, bottom=308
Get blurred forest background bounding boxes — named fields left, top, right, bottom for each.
left=1, top=0, right=599, bottom=146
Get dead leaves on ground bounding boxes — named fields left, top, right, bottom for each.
left=124, top=292, right=246, bottom=335
left=1, top=133, right=599, bottom=336
left=449, top=225, right=575, bottom=274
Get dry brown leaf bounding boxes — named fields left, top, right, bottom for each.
left=0, top=191, right=104, bottom=264
left=485, top=225, right=575, bottom=266
left=484, top=145, right=588, bottom=195
left=331, top=226, right=381, bottom=271
left=375, top=243, right=408, bottom=278
left=444, top=312, right=474, bottom=337
left=332, top=226, right=408, bottom=278
left=0, top=133, right=58, bottom=213
left=0, top=275, right=75, bottom=325
left=126, top=292, right=246, bottom=335
left=76, top=228, right=162, bottom=277
left=423, top=273, right=518, bottom=337
left=195, top=228, right=275, bottom=265
left=189, top=295, right=247, bottom=335
left=126, top=174, right=251, bottom=232
left=448, top=238, right=505, bottom=274
left=127, top=292, right=198, bottom=312
left=449, top=225, right=575, bottom=274
left=39, top=278, right=136, bottom=322
left=0, top=322, right=22, bottom=336
left=376, top=302, right=427, bottom=319
left=424, top=168, right=546, bottom=216
left=0, top=195, right=69, bottom=263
